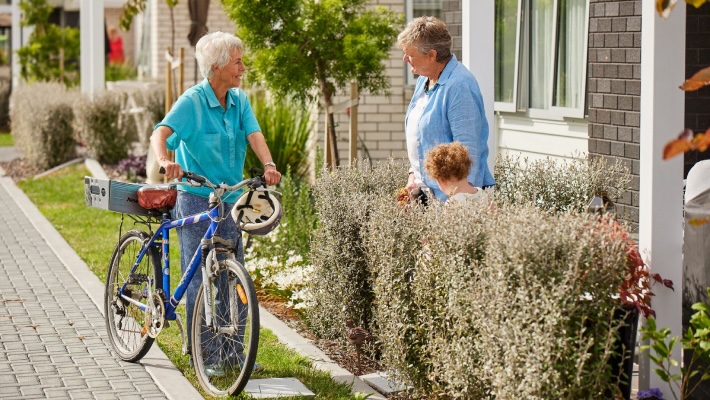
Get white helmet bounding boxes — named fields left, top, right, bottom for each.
left=231, top=190, right=282, bottom=235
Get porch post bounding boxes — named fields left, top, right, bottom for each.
left=461, top=0, right=496, bottom=173
left=80, top=0, right=105, bottom=97
left=639, top=0, right=685, bottom=395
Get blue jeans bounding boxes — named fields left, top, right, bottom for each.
left=173, top=191, right=245, bottom=363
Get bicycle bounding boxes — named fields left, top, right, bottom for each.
left=102, top=169, right=281, bottom=397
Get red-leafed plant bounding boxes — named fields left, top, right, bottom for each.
left=603, top=217, right=674, bottom=317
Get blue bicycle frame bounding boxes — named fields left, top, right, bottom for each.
left=118, top=203, right=224, bottom=321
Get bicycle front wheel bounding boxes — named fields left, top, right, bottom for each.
left=104, top=229, right=162, bottom=362
left=192, top=258, right=259, bottom=397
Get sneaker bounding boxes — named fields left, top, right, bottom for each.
left=205, top=364, right=226, bottom=378
left=226, top=353, right=264, bottom=372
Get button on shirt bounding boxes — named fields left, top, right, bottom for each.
left=156, top=79, right=260, bottom=203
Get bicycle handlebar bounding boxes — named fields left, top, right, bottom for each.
left=158, top=167, right=266, bottom=192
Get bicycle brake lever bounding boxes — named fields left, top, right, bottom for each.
left=158, top=167, right=207, bottom=185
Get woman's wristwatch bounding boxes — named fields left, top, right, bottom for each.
left=264, top=162, right=276, bottom=168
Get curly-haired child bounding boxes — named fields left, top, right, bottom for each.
left=424, top=142, right=492, bottom=206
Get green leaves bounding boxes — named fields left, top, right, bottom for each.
left=640, top=295, right=710, bottom=400
left=222, top=0, right=402, bottom=107
left=18, top=0, right=80, bottom=86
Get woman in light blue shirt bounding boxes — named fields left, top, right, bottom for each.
left=398, top=16, right=495, bottom=201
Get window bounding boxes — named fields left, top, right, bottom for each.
left=406, top=0, right=442, bottom=21
left=405, top=0, right=443, bottom=85
left=495, top=0, right=589, bottom=118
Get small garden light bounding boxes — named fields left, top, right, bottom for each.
left=587, top=191, right=616, bottom=215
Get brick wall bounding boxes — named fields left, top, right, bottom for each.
left=684, top=3, right=710, bottom=177
left=442, top=0, right=462, bottom=60
left=587, top=0, right=642, bottom=231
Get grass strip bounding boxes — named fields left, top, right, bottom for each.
left=0, top=132, right=13, bottom=147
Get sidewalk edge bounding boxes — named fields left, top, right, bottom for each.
left=259, top=306, right=386, bottom=400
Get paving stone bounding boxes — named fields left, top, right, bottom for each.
left=0, top=181, right=168, bottom=400
left=360, top=371, right=411, bottom=394
left=245, top=378, right=316, bottom=398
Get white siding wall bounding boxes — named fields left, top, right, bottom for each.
left=495, top=113, right=588, bottom=162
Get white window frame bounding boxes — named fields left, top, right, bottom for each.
left=548, top=0, right=590, bottom=119
left=496, top=0, right=589, bottom=120
left=494, top=0, right=523, bottom=113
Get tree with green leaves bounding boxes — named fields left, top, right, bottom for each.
left=17, top=0, right=80, bottom=86
left=222, top=0, right=402, bottom=166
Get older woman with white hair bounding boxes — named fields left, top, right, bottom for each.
left=150, top=31, right=278, bottom=375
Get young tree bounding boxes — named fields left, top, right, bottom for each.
left=17, top=0, right=80, bottom=86
left=222, top=0, right=402, bottom=166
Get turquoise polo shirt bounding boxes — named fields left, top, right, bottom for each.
left=156, top=79, right=261, bottom=203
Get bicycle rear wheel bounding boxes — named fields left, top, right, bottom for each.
left=192, top=258, right=259, bottom=397
left=105, top=229, right=162, bottom=362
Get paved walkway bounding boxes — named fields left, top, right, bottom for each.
left=0, top=166, right=201, bottom=399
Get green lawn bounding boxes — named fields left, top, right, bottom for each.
left=0, top=132, right=12, bottom=147
left=17, top=164, right=361, bottom=400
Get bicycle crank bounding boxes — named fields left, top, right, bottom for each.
left=142, top=292, right=166, bottom=338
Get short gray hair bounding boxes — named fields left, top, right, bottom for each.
left=195, top=32, right=244, bottom=79
left=397, top=16, right=452, bottom=62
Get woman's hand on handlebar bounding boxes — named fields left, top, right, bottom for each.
left=263, top=166, right=281, bottom=186
left=158, top=159, right=183, bottom=180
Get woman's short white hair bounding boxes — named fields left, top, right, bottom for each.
left=195, top=32, right=244, bottom=80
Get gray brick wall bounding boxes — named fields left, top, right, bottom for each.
left=683, top=3, right=710, bottom=177
left=442, top=1, right=462, bottom=60
left=588, top=0, right=641, bottom=231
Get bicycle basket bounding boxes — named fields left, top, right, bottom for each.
left=231, top=190, right=282, bottom=235
left=137, top=185, right=177, bottom=211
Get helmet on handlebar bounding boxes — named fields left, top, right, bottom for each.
left=231, top=190, right=282, bottom=235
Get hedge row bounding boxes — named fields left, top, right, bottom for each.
left=307, top=155, right=632, bottom=398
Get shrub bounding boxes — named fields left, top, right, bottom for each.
left=365, top=199, right=630, bottom=398
left=74, top=91, right=136, bottom=164
left=246, top=91, right=313, bottom=181
left=306, top=158, right=408, bottom=339
left=105, top=63, right=138, bottom=82
left=131, top=85, right=165, bottom=147
left=10, top=82, right=78, bottom=169
left=494, top=153, right=630, bottom=214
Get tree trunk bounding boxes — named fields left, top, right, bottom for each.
left=320, top=78, right=340, bottom=168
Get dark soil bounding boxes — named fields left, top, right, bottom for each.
left=258, top=294, right=383, bottom=377
left=0, top=158, right=43, bottom=181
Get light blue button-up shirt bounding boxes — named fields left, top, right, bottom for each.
left=156, top=79, right=261, bottom=203
left=405, top=54, right=495, bottom=200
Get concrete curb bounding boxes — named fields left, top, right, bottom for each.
left=259, top=306, right=386, bottom=400
left=0, top=176, right=203, bottom=400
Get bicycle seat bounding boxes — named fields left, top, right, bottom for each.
left=137, top=184, right=177, bottom=213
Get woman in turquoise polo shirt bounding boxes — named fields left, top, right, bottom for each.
left=398, top=16, right=495, bottom=202
left=150, top=31, right=280, bottom=375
